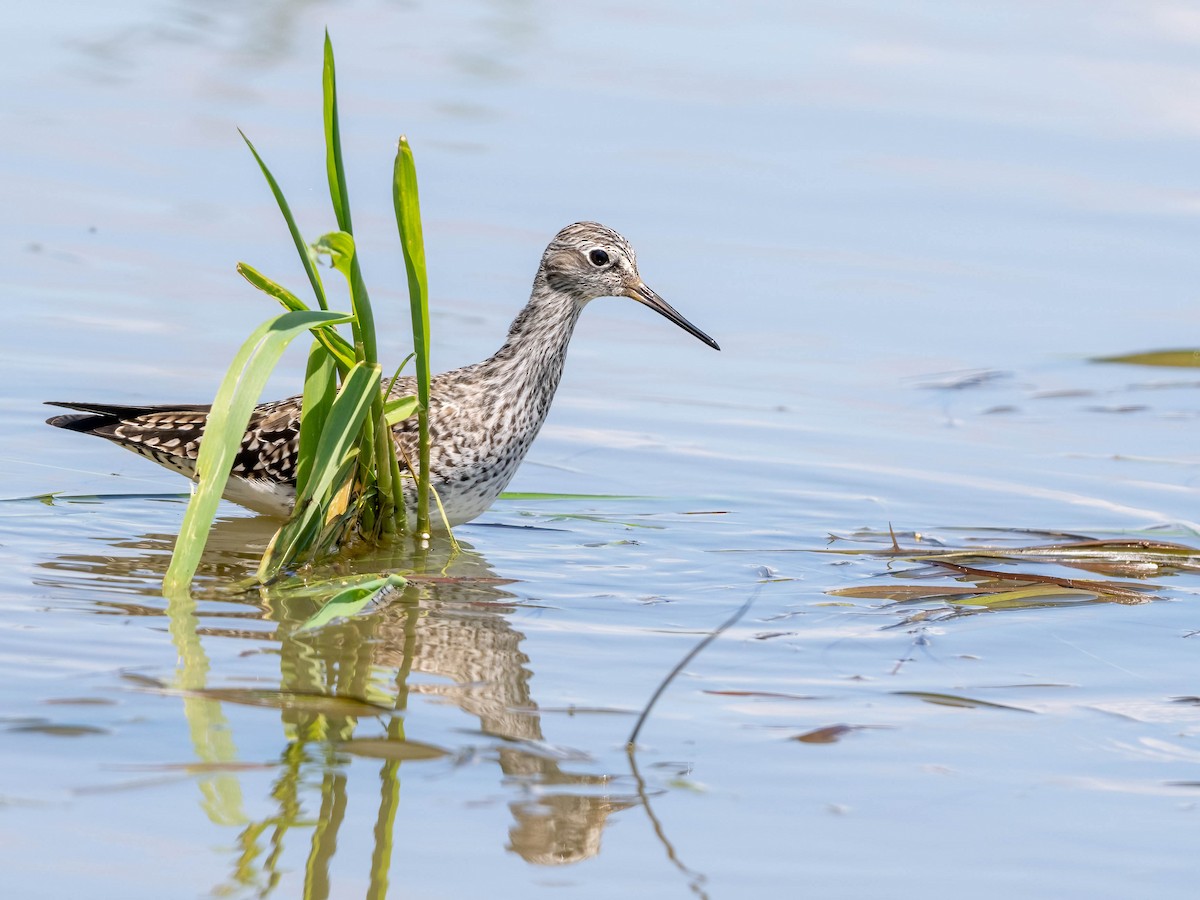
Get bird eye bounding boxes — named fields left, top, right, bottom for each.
left=588, top=248, right=610, bottom=267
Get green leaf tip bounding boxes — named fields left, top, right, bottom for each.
left=1093, top=349, right=1200, bottom=368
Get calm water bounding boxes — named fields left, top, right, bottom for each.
left=4, top=1, right=1200, bottom=897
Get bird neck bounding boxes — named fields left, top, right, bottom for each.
left=485, top=272, right=584, bottom=395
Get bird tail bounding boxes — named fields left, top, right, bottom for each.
left=44, top=401, right=210, bottom=435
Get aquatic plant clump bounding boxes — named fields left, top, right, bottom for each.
left=163, top=32, right=433, bottom=593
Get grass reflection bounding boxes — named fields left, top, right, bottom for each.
left=166, top=584, right=248, bottom=829
left=41, top=518, right=638, bottom=894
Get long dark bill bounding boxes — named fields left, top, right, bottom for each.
left=629, top=282, right=721, bottom=351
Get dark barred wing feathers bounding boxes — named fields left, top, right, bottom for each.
left=45, top=399, right=303, bottom=484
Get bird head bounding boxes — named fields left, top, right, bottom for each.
left=540, top=222, right=720, bottom=350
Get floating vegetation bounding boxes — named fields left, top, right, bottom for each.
left=892, top=691, right=1035, bottom=713
left=1093, top=349, right=1200, bottom=368
left=6, top=721, right=110, bottom=737
left=821, top=527, right=1199, bottom=616
left=792, top=724, right=865, bottom=744
left=2, top=491, right=192, bottom=506
left=336, top=738, right=449, bottom=761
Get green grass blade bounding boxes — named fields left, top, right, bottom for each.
left=239, top=131, right=329, bottom=312
left=297, top=574, right=407, bottom=632
left=313, top=230, right=386, bottom=535
left=313, top=231, right=354, bottom=276
left=319, top=33, right=394, bottom=537
left=257, top=361, right=382, bottom=582
left=1093, top=349, right=1200, bottom=368
left=314, top=231, right=379, bottom=367
left=323, top=30, right=352, bottom=235
left=237, top=262, right=354, bottom=368
left=313, top=228, right=387, bottom=535
left=392, top=136, right=432, bottom=535
left=296, top=341, right=338, bottom=498
left=392, top=139, right=430, bottom=371
left=386, top=354, right=415, bottom=388
left=287, top=364, right=379, bottom=511
left=383, top=395, right=419, bottom=426
left=348, top=254, right=378, bottom=366
left=163, top=309, right=352, bottom=595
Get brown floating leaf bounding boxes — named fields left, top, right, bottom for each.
left=949, top=527, right=1097, bottom=541
left=927, top=560, right=1154, bottom=602
left=120, top=672, right=168, bottom=689
left=793, top=724, right=858, bottom=744
left=998, top=538, right=1199, bottom=556
left=191, top=688, right=392, bottom=718
left=1085, top=405, right=1148, bottom=414
left=1093, top=349, right=1200, bottom=368
left=1013, top=540, right=1200, bottom=575
left=42, top=697, right=117, bottom=707
left=915, top=369, right=1009, bottom=390
left=982, top=683, right=1074, bottom=689
left=923, top=540, right=1200, bottom=578
left=894, top=691, right=1034, bottom=713
left=829, top=585, right=984, bottom=601
left=337, top=738, right=448, bottom=761
left=824, top=530, right=1195, bottom=617
left=1031, top=389, right=1095, bottom=400
left=826, top=534, right=1200, bottom=567
left=8, top=723, right=109, bottom=737
left=1060, top=560, right=1161, bottom=577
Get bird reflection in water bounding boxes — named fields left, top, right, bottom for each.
left=38, top=512, right=638, bottom=894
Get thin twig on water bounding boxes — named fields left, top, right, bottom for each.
left=626, top=587, right=759, bottom=748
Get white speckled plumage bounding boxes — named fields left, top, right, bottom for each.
left=46, top=222, right=719, bottom=526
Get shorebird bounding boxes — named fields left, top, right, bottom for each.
left=47, top=222, right=719, bottom=526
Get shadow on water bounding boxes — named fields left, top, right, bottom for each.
left=37, top=516, right=643, bottom=894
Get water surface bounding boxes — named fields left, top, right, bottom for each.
left=4, top=1, right=1200, bottom=897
